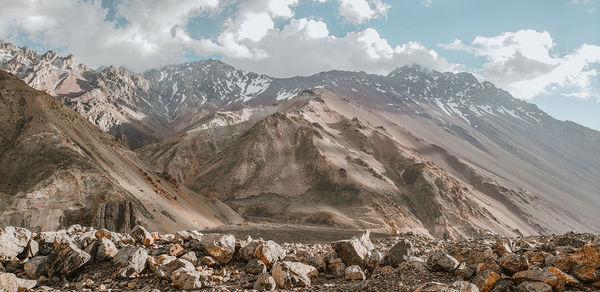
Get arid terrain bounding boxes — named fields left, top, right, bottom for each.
left=0, top=39, right=599, bottom=291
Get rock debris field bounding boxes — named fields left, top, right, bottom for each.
left=1, top=225, right=599, bottom=291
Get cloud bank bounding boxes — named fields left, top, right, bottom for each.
left=441, top=29, right=600, bottom=100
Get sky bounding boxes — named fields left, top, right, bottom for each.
left=0, top=0, right=599, bottom=130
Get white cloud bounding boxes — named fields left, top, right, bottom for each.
left=0, top=0, right=452, bottom=78
left=223, top=21, right=456, bottom=77
left=441, top=29, right=600, bottom=100
left=0, top=0, right=220, bottom=72
left=337, top=0, right=391, bottom=24
left=236, top=12, right=274, bottom=41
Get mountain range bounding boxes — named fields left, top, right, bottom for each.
left=0, top=40, right=598, bottom=239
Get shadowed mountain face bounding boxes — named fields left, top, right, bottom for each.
left=0, top=71, right=242, bottom=232
left=1, top=41, right=599, bottom=238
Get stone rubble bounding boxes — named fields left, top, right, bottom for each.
left=0, top=226, right=599, bottom=291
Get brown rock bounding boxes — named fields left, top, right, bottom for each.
left=0, top=272, right=37, bottom=292
left=47, top=241, right=91, bottom=277
left=344, top=265, right=365, bottom=281
left=472, top=270, right=500, bottom=292
left=271, top=261, right=318, bottom=289
left=96, top=237, right=118, bottom=261
left=0, top=227, right=32, bottom=261
left=547, top=267, right=580, bottom=287
left=24, top=256, right=47, bottom=278
left=331, top=236, right=370, bottom=267
left=129, top=225, right=154, bottom=246
left=180, top=251, right=197, bottom=265
left=384, top=239, right=413, bottom=267
left=112, top=246, right=148, bottom=278
left=246, top=258, right=267, bottom=274
left=454, top=262, right=475, bottom=279
left=95, top=229, right=112, bottom=240
left=525, top=251, right=549, bottom=264
left=500, top=253, right=529, bottom=275
left=253, top=240, right=285, bottom=268
left=254, top=272, right=276, bottom=291
left=512, top=269, right=564, bottom=291
left=202, top=256, right=218, bottom=267
left=193, top=233, right=236, bottom=264
left=239, top=241, right=258, bottom=261
left=516, top=281, right=552, bottom=292
left=171, top=267, right=203, bottom=290
left=428, top=250, right=460, bottom=272
left=169, top=244, right=186, bottom=257
left=330, top=258, right=346, bottom=278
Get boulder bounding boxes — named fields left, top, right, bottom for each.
left=23, top=239, right=39, bottom=258
left=96, top=237, right=118, bottom=261
left=95, top=229, right=112, bottom=241
left=454, top=262, right=475, bottom=279
left=492, top=279, right=517, bottom=292
left=415, top=282, right=477, bottom=291
left=24, top=256, right=47, bottom=279
left=153, top=256, right=194, bottom=279
left=0, top=272, right=37, bottom=292
left=175, top=230, right=203, bottom=242
left=112, top=246, right=148, bottom=278
left=0, top=227, right=32, bottom=261
left=358, top=230, right=375, bottom=252
left=169, top=243, right=186, bottom=257
left=472, top=270, right=500, bottom=292
left=239, top=241, right=258, bottom=261
left=253, top=240, right=286, bottom=268
left=246, top=258, right=267, bottom=274
left=271, top=261, right=318, bottom=288
left=193, top=233, right=235, bottom=264
left=294, top=250, right=326, bottom=272
left=428, top=250, right=460, bottom=272
left=254, top=272, right=276, bottom=291
left=345, top=265, right=365, bottom=281
left=384, top=239, right=413, bottom=267
left=512, top=269, right=564, bottom=291
left=516, top=281, right=552, bottom=292
left=171, top=267, right=203, bottom=290
left=331, top=237, right=369, bottom=266
left=129, top=225, right=154, bottom=246
left=547, top=267, right=580, bottom=287
left=500, top=253, right=529, bottom=275
left=330, top=258, right=346, bottom=278
left=202, top=256, right=218, bottom=266
left=365, top=249, right=384, bottom=271
left=46, top=241, right=91, bottom=277
left=450, top=281, right=479, bottom=292
left=569, top=243, right=600, bottom=282
left=180, top=252, right=198, bottom=265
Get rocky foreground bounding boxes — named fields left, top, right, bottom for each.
left=0, top=226, right=599, bottom=291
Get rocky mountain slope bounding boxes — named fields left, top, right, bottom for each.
left=1, top=40, right=599, bottom=239
left=140, top=90, right=587, bottom=239
left=1, top=224, right=599, bottom=291
left=0, top=71, right=242, bottom=233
